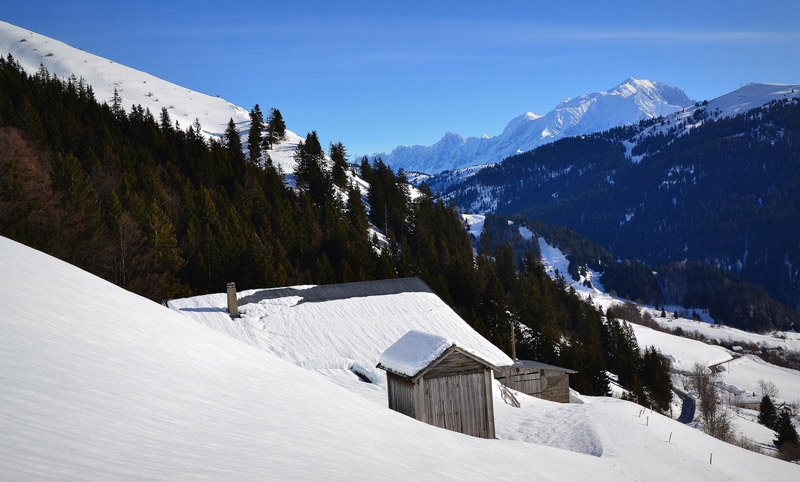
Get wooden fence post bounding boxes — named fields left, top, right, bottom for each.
left=227, top=282, right=238, bottom=317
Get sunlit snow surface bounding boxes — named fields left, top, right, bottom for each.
left=2, top=236, right=799, bottom=480
left=462, top=213, right=485, bottom=239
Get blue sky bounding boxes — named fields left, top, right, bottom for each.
left=5, top=1, right=800, bottom=156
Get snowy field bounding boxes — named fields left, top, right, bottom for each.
left=716, top=355, right=800, bottom=406
left=648, top=312, right=800, bottom=353
left=3, top=236, right=799, bottom=480
left=629, top=323, right=731, bottom=372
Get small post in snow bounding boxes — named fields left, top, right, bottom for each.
left=646, top=416, right=649, bottom=426
left=669, top=432, right=672, bottom=443
left=709, top=453, right=713, bottom=465
left=227, top=282, right=238, bottom=317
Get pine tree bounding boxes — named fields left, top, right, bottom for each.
left=758, top=395, right=778, bottom=429
left=248, top=104, right=264, bottom=163
left=294, top=131, right=331, bottom=206
left=264, top=107, right=286, bottom=149
left=224, top=118, right=245, bottom=166
left=774, top=411, right=800, bottom=459
left=111, top=88, right=124, bottom=118
left=329, top=141, right=348, bottom=188
left=159, top=107, right=172, bottom=132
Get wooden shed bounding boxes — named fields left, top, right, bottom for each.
left=493, top=360, right=576, bottom=403
left=376, top=330, right=498, bottom=439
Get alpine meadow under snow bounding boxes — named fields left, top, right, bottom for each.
left=3, top=235, right=800, bottom=481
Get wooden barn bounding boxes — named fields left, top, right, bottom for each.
left=377, top=330, right=498, bottom=439
left=493, top=360, right=576, bottom=403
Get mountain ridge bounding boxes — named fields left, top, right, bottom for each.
left=375, top=77, right=694, bottom=174
left=0, top=20, right=307, bottom=174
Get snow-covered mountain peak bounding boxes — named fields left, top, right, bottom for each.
left=612, top=77, right=657, bottom=96
left=376, top=78, right=693, bottom=174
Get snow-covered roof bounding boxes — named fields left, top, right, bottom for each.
left=168, top=277, right=513, bottom=385
left=512, top=359, right=577, bottom=374
left=377, top=330, right=454, bottom=377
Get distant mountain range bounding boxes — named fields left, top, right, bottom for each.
left=440, top=83, right=800, bottom=311
left=375, top=78, right=694, bottom=174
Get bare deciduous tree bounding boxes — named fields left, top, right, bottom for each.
left=689, top=363, right=733, bottom=442
left=757, top=379, right=778, bottom=400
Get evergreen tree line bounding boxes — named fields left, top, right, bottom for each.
left=0, top=56, right=673, bottom=407
left=477, top=212, right=800, bottom=332
left=475, top=237, right=673, bottom=410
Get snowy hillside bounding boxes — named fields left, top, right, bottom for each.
left=0, top=20, right=305, bottom=173
left=376, top=78, right=693, bottom=174
left=3, top=237, right=799, bottom=480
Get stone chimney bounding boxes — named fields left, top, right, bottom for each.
left=226, top=282, right=238, bottom=317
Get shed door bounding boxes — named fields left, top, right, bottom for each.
left=424, top=372, right=488, bottom=438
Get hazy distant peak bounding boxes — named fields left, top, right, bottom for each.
left=377, top=78, right=694, bottom=174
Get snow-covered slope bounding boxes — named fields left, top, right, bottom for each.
left=700, top=82, right=800, bottom=118
left=0, top=236, right=600, bottom=481
left=630, top=82, right=800, bottom=153
left=3, top=236, right=798, bottom=480
left=0, top=20, right=303, bottom=173
left=376, top=78, right=693, bottom=174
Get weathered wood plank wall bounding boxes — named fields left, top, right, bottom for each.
left=494, top=366, right=571, bottom=403
left=387, top=373, right=416, bottom=418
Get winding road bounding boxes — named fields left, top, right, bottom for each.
left=673, top=388, right=696, bottom=424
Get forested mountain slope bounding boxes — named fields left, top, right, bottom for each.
left=446, top=90, right=800, bottom=313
